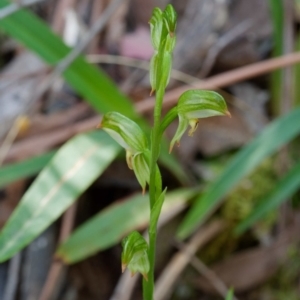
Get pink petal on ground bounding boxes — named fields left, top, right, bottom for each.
left=120, top=26, right=153, bottom=60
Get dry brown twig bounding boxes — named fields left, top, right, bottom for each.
left=0, top=0, right=123, bottom=164
left=110, top=197, right=190, bottom=300
left=0, top=0, right=45, bottom=20
left=174, top=241, right=239, bottom=300
left=135, top=51, right=300, bottom=113
left=154, top=220, right=225, bottom=300
left=4, top=51, right=300, bottom=164
left=51, top=0, right=77, bottom=33
left=3, top=252, right=22, bottom=300
left=198, top=18, right=256, bottom=78
left=38, top=203, right=78, bottom=300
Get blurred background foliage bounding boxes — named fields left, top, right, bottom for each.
left=0, top=0, right=299, bottom=299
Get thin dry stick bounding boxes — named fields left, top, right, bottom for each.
left=52, top=0, right=123, bottom=78
left=136, top=52, right=300, bottom=113
left=199, top=18, right=256, bottom=78
left=88, top=0, right=105, bottom=53
left=0, top=0, right=122, bottom=159
left=281, top=0, right=294, bottom=114
left=20, top=0, right=123, bottom=120
left=88, top=54, right=199, bottom=84
left=51, top=0, right=77, bottom=33
left=0, top=117, right=24, bottom=166
left=38, top=203, right=78, bottom=300
left=5, top=115, right=99, bottom=162
left=3, top=252, right=22, bottom=300
left=0, top=0, right=45, bottom=19
left=5, top=52, right=300, bottom=164
left=87, top=54, right=265, bottom=123
left=154, top=220, right=225, bottom=300
left=175, top=241, right=239, bottom=300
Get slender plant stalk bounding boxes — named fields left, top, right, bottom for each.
left=143, top=85, right=165, bottom=299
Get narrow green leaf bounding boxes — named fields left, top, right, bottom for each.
left=57, top=188, right=197, bottom=264
left=235, top=161, right=300, bottom=235
left=149, top=188, right=167, bottom=233
left=0, top=0, right=135, bottom=117
left=177, top=107, right=300, bottom=239
left=225, top=288, right=234, bottom=300
left=0, top=150, right=56, bottom=188
left=0, top=131, right=121, bottom=262
left=268, top=0, right=284, bottom=115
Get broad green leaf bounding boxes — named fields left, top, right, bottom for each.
left=177, top=107, right=300, bottom=239
left=0, top=150, right=56, bottom=188
left=235, top=161, right=300, bottom=235
left=57, top=188, right=197, bottom=264
left=0, top=131, right=121, bottom=262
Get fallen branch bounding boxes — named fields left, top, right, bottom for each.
left=136, top=52, right=300, bottom=113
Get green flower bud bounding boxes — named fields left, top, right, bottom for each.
left=149, top=5, right=177, bottom=52
left=150, top=50, right=172, bottom=95
left=170, top=90, right=230, bottom=152
left=121, top=231, right=150, bottom=280
left=149, top=5, right=177, bottom=94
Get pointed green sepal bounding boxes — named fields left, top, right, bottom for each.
left=121, top=231, right=150, bottom=280
left=99, top=112, right=148, bottom=155
left=170, top=90, right=230, bottom=152
left=163, top=4, right=177, bottom=36
left=150, top=188, right=167, bottom=234
left=149, top=7, right=164, bottom=51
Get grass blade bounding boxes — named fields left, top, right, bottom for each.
left=0, top=131, right=121, bottom=262
left=268, top=0, right=284, bottom=115
left=235, top=161, right=300, bottom=235
left=177, top=107, right=300, bottom=239
left=225, top=288, right=234, bottom=300
left=0, top=150, right=56, bottom=188
left=57, top=188, right=197, bottom=264
left=0, top=0, right=136, bottom=118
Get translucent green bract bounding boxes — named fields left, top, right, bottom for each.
left=121, top=231, right=150, bottom=280
left=100, top=112, right=150, bottom=192
left=170, top=90, right=230, bottom=152
left=132, top=152, right=150, bottom=194
left=100, top=112, right=148, bottom=154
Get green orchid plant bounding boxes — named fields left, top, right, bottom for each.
left=98, top=4, right=229, bottom=299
